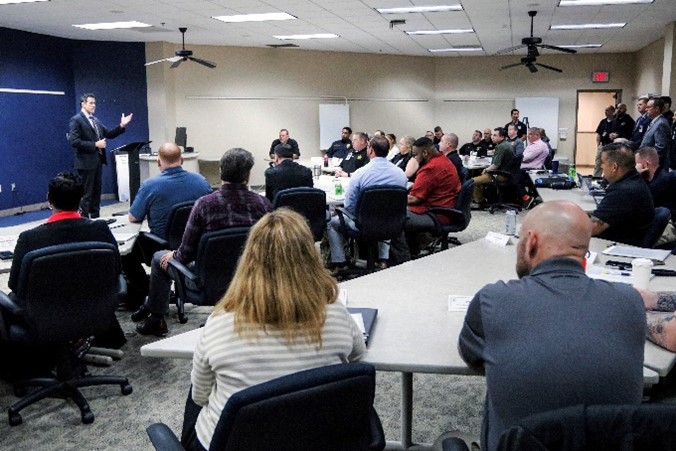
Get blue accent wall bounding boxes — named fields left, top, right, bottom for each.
left=0, top=27, right=149, bottom=211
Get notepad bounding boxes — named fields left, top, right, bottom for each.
left=448, top=295, right=472, bottom=312
left=347, top=307, right=377, bottom=345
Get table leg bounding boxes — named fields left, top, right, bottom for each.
left=401, top=371, right=413, bottom=448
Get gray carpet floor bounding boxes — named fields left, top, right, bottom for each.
left=0, top=205, right=669, bottom=450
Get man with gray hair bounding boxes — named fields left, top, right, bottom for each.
left=132, top=148, right=272, bottom=336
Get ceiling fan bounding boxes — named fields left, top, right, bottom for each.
left=145, top=27, right=216, bottom=69
left=497, top=10, right=577, bottom=73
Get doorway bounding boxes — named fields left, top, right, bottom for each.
left=575, top=90, right=622, bottom=173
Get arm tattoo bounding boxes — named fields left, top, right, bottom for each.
left=655, top=292, right=676, bottom=312
left=646, top=312, right=676, bottom=348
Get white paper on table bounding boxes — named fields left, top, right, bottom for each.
left=114, top=232, right=138, bottom=244
left=602, top=245, right=671, bottom=262
left=448, top=295, right=473, bottom=312
left=0, top=235, right=18, bottom=251
left=485, top=231, right=510, bottom=246
left=586, top=265, right=634, bottom=284
left=351, top=313, right=366, bottom=334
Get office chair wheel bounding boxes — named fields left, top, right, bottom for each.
left=178, top=313, right=188, bottom=324
left=8, top=410, right=22, bottom=426
left=121, top=383, right=133, bottom=396
left=81, top=410, right=95, bottom=424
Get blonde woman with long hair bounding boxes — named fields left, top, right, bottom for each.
left=181, top=209, right=365, bottom=451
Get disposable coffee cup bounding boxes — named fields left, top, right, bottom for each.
left=551, top=160, right=559, bottom=174
left=631, top=258, right=653, bottom=289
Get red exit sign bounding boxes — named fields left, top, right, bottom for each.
left=592, top=71, right=609, bottom=83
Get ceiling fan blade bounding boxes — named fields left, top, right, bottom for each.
left=500, top=62, right=523, bottom=70
left=170, top=58, right=185, bottom=69
left=495, top=44, right=527, bottom=55
left=538, top=44, right=577, bottom=54
left=535, top=62, right=563, bottom=73
left=144, top=56, right=180, bottom=66
left=188, top=56, right=217, bottom=69
left=527, top=64, right=538, bottom=73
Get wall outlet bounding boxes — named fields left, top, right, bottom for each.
left=11, top=183, right=16, bottom=192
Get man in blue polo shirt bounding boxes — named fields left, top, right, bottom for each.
left=121, top=142, right=211, bottom=308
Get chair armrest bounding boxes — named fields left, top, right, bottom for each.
left=441, top=437, right=470, bottom=451
left=335, top=207, right=356, bottom=234
left=142, top=232, right=169, bottom=249
left=0, top=291, right=23, bottom=317
left=146, top=423, right=185, bottom=451
left=168, top=258, right=199, bottom=285
left=427, top=207, right=464, bottom=226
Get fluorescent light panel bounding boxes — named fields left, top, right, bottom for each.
left=273, top=33, right=339, bottom=40
left=559, top=0, right=652, bottom=5
left=551, top=23, right=626, bottom=29
left=0, top=0, right=48, bottom=4
left=429, top=47, right=483, bottom=53
left=559, top=43, right=603, bottom=48
left=406, top=29, right=473, bottom=35
left=73, top=21, right=151, bottom=30
left=376, top=5, right=462, bottom=14
left=212, top=12, right=296, bottom=23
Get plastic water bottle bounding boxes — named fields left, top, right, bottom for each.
left=568, top=163, right=576, bottom=182
left=335, top=180, right=343, bottom=196
left=505, top=209, right=516, bottom=235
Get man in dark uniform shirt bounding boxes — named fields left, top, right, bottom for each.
left=459, top=130, right=487, bottom=157
left=268, top=128, right=300, bottom=159
left=609, top=103, right=635, bottom=141
left=326, top=126, right=352, bottom=159
left=594, top=105, right=617, bottom=176
left=335, top=131, right=368, bottom=177
left=481, top=128, right=496, bottom=152
left=504, top=109, right=527, bottom=139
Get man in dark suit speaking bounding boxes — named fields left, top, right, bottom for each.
left=69, top=93, right=133, bottom=218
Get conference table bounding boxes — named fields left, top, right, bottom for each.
left=0, top=215, right=144, bottom=274
left=140, top=235, right=674, bottom=449
left=528, top=171, right=598, bottom=213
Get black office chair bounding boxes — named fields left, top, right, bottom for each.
left=426, top=179, right=474, bottom=251
left=272, top=187, right=328, bottom=241
left=146, top=362, right=385, bottom=451
left=335, top=185, right=408, bottom=270
left=638, top=207, right=671, bottom=248
left=168, top=227, right=250, bottom=323
left=0, top=242, right=132, bottom=426
left=486, top=154, right=524, bottom=213
left=442, top=403, right=676, bottom=451
left=139, top=200, right=195, bottom=265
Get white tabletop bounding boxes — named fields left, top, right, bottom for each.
left=529, top=171, right=598, bottom=213
left=463, top=156, right=491, bottom=170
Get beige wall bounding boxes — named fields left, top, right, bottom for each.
left=634, top=38, right=665, bottom=98
left=146, top=43, right=659, bottom=185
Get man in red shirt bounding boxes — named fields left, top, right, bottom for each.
left=404, top=136, right=461, bottom=255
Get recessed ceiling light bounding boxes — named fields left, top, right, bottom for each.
left=559, top=0, right=653, bottom=5
left=73, top=21, right=152, bottom=30
left=376, top=5, right=463, bottom=14
left=429, top=47, right=483, bottom=53
left=0, top=0, right=48, bottom=4
left=559, top=43, right=603, bottom=48
left=273, top=33, right=339, bottom=40
left=406, top=29, right=474, bottom=35
left=550, top=23, right=626, bottom=29
left=212, top=12, right=297, bottom=23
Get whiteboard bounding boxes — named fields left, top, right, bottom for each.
left=515, top=97, right=559, bottom=149
left=319, top=104, right=350, bottom=150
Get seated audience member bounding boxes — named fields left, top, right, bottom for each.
left=132, top=148, right=272, bottom=336
left=635, top=146, right=676, bottom=217
left=326, top=126, right=352, bottom=159
left=481, top=128, right=496, bottom=152
left=403, top=137, right=461, bottom=255
left=335, top=132, right=368, bottom=177
left=459, top=130, right=487, bottom=157
left=520, top=128, right=549, bottom=169
left=327, top=136, right=407, bottom=270
left=591, top=143, right=654, bottom=246
left=425, top=130, right=434, bottom=141
left=433, top=126, right=443, bottom=145
left=180, top=208, right=365, bottom=451
left=391, top=135, right=419, bottom=181
left=7, top=172, right=125, bottom=348
left=264, top=143, right=313, bottom=201
left=459, top=201, right=645, bottom=451
left=638, top=289, right=676, bottom=352
left=439, top=133, right=465, bottom=180
left=122, top=142, right=212, bottom=307
left=472, top=127, right=515, bottom=206
left=268, top=128, right=300, bottom=159
left=385, top=133, right=399, bottom=160
left=506, top=124, right=524, bottom=156
left=539, top=127, right=555, bottom=167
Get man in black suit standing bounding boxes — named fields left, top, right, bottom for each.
left=69, top=93, right=133, bottom=218
left=264, top=143, right=313, bottom=201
